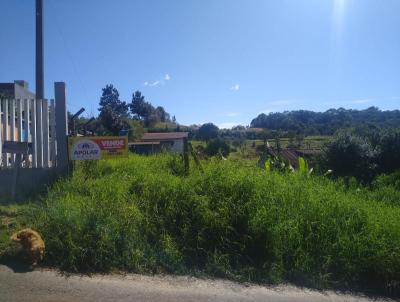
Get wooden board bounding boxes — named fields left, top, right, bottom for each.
left=2, top=141, right=32, bottom=155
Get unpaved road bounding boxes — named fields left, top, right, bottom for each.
left=0, top=264, right=394, bottom=302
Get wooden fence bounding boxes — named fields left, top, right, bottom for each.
left=0, top=82, right=69, bottom=200
left=0, top=98, right=56, bottom=168
left=0, top=82, right=69, bottom=172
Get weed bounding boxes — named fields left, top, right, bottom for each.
left=30, top=154, right=400, bottom=297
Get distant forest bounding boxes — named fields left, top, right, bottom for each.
left=250, top=107, right=400, bottom=135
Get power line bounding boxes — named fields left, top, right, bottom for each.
left=48, top=0, right=93, bottom=116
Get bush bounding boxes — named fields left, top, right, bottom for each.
left=205, top=139, right=231, bottom=157
left=197, top=123, right=219, bottom=141
left=256, top=144, right=266, bottom=153
left=319, top=128, right=400, bottom=183
left=320, top=132, right=378, bottom=183
left=378, top=130, right=400, bottom=174
left=32, top=155, right=400, bottom=297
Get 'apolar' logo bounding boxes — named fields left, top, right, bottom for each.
left=72, top=140, right=101, bottom=160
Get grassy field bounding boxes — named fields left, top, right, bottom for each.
left=1, top=154, right=395, bottom=297
left=192, top=136, right=331, bottom=160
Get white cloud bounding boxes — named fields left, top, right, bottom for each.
left=230, top=84, right=240, bottom=91
left=225, top=112, right=240, bottom=117
left=351, top=98, right=373, bottom=104
left=144, top=73, right=171, bottom=87
left=144, top=81, right=160, bottom=87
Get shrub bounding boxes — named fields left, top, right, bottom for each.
left=32, top=155, right=400, bottom=297
left=197, top=123, right=219, bottom=141
left=378, top=130, right=400, bottom=174
left=320, top=132, right=378, bottom=183
left=205, top=139, right=231, bottom=157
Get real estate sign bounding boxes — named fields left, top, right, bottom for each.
left=68, top=136, right=128, bottom=161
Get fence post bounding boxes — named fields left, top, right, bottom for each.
left=55, top=82, right=69, bottom=173
left=49, top=99, right=56, bottom=167
left=10, top=100, right=15, bottom=165
left=23, top=99, right=30, bottom=142
left=42, top=99, right=50, bottom=168
left=0, top=101, right=2, bottom=167
left=2, top=99, right=9, bottom=167
left=30, top=99, right=37, bottom=167
left=17, top=100, right=23, bottom=142
left=183, top=137, right=189, bottom=175
left=23, top=99, right=30, bottom=167
left=36, top=99, right=43, bottom=167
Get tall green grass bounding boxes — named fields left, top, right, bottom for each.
left=33, top=154, right=400, bottom=296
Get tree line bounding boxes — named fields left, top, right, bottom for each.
left=76, top=84, right=176, bottom=137
left=250, top=107, right=400, bottom=135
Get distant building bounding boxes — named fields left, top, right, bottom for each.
left=0, top=81, right=35, bottom=142
left=129, top=132, right=189, bottom=155
left=0, top=80, right=35, bottom=99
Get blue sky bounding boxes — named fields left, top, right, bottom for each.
left=1, top=0, right=399, bottom=128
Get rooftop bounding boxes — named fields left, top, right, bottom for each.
left=0, top=80, right=35, bottom=99
left=129, top=141, right=161, bottom=145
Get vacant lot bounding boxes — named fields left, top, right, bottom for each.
left=4, top=154, right=392, bottom=298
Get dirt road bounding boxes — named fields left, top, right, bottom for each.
left=0, top=264, right=393, bottom=302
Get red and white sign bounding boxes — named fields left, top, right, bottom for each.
left=69, top=136, right=128, bottom=161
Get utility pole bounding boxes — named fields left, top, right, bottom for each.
left=36, top=0, right=44, bottom=100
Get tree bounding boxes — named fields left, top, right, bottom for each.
left=98, top=84, right=129, bottom=135
left=232, top=125, right=246, bottom=131
left=130, top=91, right=173, bottom=127
left=130, top=91, right=154, bottom=121
left=155, top=106, right=170, bottom=122
left=126, top=119, right=145, bottom=142
left=321, top=132, right=378, bottom=183
left=257, top=129, right=272, bottom=149
left=205, top=138, right=230, bottom=157
left=250, top=108, right=400, bottom=136
left=232, top=135, right=247, bottom=157
left=198, top=123, right=219, bottom=141
left=378, top=130, right=400, bottom=174
left=146, top=112, right=160, bottom=128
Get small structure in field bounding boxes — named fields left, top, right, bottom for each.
left=129, top=132, right=188, bottom=155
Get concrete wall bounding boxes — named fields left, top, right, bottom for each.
left=0, top=168, right=58, bottom=202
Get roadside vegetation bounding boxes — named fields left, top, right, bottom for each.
left=23, top=154, right=400, bottom=297
left=2, top=84, right=400, bottom=298
left=0, top=204, right=36, bottom=258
